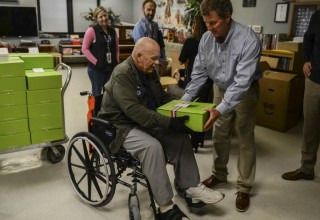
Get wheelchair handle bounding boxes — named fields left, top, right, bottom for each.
left=80, top=91, right=92, bottom=96
left=90, top=117, right=114, bottom=129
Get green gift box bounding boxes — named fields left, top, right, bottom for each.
left=0, top=132, right=31, bottom=151
left=0, top=105, right=28, bottom=122
left=30, top=128, right=65, bottom=144
left=20, top=53, right=54, bottom=70
left=27, top=88, right=61, bottom=105
left=0, top=119, right=29, bottom=136
left=28, top=115, right=63, bottom=132
left=0, top=76, right=26, bottom=92
left=0, top=59, right=25, bottom=77
left=28, top=102, right=62, bottom=118
left=25, top=69, right=62, bottom=90
left=0, top=91, right=27, bottom=107
left=157, top=100, right=215, bottom=132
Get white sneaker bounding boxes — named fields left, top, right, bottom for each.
left=186, top=183, right=224, bottom=204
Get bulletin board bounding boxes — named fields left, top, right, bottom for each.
left=289, top=2, right=320, bottom=38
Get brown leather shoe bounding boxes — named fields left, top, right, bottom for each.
left=202, top=175, right=227, bottom=189
left=282, top=169, right=314, bottom=181
left=236, top=192, right=250, bottom=212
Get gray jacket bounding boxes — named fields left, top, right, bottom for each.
left=98, top=56, right=174, bottom=154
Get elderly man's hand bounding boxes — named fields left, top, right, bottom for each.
left=204, top=108, right=221, bottom=131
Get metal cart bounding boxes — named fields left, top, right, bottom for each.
left=0, top=62, right=72, bottom=163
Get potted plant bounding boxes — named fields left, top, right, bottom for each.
left=183, top=0, right=203, bottom=28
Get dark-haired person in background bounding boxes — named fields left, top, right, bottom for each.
left=82, top=6, right=119, bottom=96
left=282, top=10, right=320, bottom=181
left=181, top=0, right=262, bottom=212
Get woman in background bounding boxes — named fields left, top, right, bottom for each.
left=168, top=15, right=212, bottom=102
left=82, top=6, right=119, bottom=96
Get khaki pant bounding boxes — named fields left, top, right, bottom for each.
left=300, top=78, right=320, bottom=174
left=212, top=82, right=259, bottom=193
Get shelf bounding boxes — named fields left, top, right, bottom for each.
left=60, top=44, right=82, bottom=48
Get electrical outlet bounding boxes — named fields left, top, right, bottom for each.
left=252, top=25, right=262, bottom=34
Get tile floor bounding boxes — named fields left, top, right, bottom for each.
left=0, top=66, right=319, bottom=220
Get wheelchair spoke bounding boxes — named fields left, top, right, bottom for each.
left=90, top=172, right=103, bottom=198
left=92, top=171, right=107, bottom=184
left=76, top=172, right=87, bottom=185
left=71, top=144, right=87, bottom=166
left=87, top=173, right=92, bottom=200
left=70, top=163, right=86, bottom=170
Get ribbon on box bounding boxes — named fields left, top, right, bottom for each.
left=171, top=102, right=191, bottom=117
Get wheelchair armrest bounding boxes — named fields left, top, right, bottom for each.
left=90, top=117, right=114, bottom=129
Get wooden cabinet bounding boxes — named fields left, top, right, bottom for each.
left=261, top=47, right=303, bottom=74
left=113, top=24, right=135, bottom=62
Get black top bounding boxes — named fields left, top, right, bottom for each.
left=88, top=24, right=118, bottom=72
left=303, top=10, right=320, bottom=84
left=179, top=37, right=199, bottom=77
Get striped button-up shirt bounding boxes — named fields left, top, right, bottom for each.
left=182, top=20, right=262, bottom=115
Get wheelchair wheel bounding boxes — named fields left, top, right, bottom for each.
left=66, top=132, right=116, bottom=207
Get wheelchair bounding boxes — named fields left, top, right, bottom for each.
left=66, top=92, right=203, bottom=219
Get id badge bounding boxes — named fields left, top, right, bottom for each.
left=106, top=52, right=112, bottom=64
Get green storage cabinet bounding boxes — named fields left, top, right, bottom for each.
left=0, top=105, right=28, bottom=122
left=0, top=132, right=31, bottom=151
left=25, top=69, right=62, bottom=90
left=30, top=128, right=64, bottom=144
left=0, top=91, right=27, bottom=107
left=0, top=77, right=26, bottom=93
left=20, top=53, right=54, bottom=70
left=157, top=100, right=215, bottom=132
left=27, top=88, right=61, bottom=105
left=0, top=59, right=25, bottom=77
left=0, top=119, right=29, bottom=136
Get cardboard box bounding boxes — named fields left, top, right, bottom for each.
left=0, top=76, right=26, bottom=92
left=0, top=59, right=25, bottom=77
left=0, top=91, right=27, bottom=107
left=30, top=128, right=64, bottom=144
left=256, top=70, right=304, bottom=131
left=20, top=53, right=54, bottom=69
left=28, top=115, right=63, bottom=132
left=157, top=100, right=215, bottom=132
left=0, top=105, right=28, bottom=122
left=28, top=102, right=62, bottom=118
left=27, top=88, right=61, bottom=105
left=0, top=119, right=29, bottom=136
left=276, top=41, right=302, bottom=52
left=0, top=132, right=31, bottom=151
left=25, top=69, right=62, bottom=90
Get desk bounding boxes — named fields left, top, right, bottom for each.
left=160, top=76, right=177, bottom=89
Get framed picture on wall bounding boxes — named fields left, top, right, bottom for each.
left=274, top=3, right=289, bottom=23
left=243, top=0, right=256, bottom=7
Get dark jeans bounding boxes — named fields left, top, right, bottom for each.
left=87, top=66, right=112, bottom=96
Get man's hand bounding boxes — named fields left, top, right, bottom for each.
left=171, top=69, right=181, bottom=82
left=204, top=108, right=221, bottom=131
left=303, top=62, right=312, bottom=78
left=169, top=115, right=193, bottom=133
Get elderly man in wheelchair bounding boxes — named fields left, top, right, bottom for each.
left=67, top=37, right=224, bottom=220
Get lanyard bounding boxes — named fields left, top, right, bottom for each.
left=103, top=33, right=111, bottom=53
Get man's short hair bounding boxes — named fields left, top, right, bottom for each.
left=142, top=0, right=157, bottom=8
left=200, top=0, right=233, bottom=18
